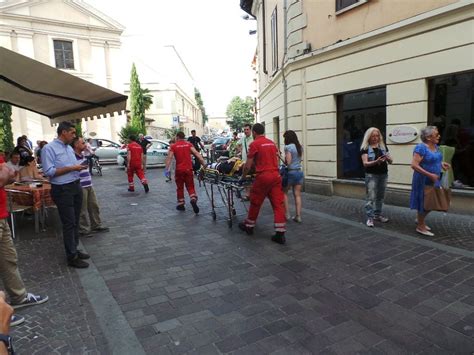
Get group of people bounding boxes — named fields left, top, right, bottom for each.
left=361, top=125, right=451, bottom=237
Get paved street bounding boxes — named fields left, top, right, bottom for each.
left=9, top=166, right=474, bottom=354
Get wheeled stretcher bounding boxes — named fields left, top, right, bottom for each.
left=198, top=167, right=254, bottom=228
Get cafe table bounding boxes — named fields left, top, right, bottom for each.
left=5, top=181, right=54, bottom=233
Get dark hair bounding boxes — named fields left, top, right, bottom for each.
left=129, top=134, right=137, bottom=142
left=16, top=136, right=26, bottom=146
left=19, top=155, right=35, bottom=167
left=71, top=136, right=82, bottom=148
left=57, top=121, right=75, bottom=136
left=244, top=123, right=252, bottom=130
left=39, top=141, right=48, bottom=148
left=252, top=123, right=264, bottom=135
left=176, top=131, right=185, bottom=139
left=191, top=130, right=196, bottom=134
left=283, top=130, right=302, bottom=157
left=233, top=131, right=238, bottom=137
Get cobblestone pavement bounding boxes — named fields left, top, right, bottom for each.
left=6, top=165, right=474, bottom=354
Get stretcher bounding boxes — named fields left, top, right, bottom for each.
left=198, top=167, right=254, bottom=228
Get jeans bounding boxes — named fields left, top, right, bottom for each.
left=50, top=181, right=83, bottom=260
left=364, top=173, right=387, bottom=218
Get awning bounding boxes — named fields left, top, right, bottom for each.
left=0, top=46, right=128, bottom=125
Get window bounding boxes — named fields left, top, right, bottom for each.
left=271, top=6, right=278, bottom=73
left=337, top=87, right=386, bottom=179
left=428, top=71, right=474, bottom=189
left=53, top=40, right=75, bottom=69
left=336, top=0, right=367, bottom=13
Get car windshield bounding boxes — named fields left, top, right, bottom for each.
left=151, top=141, right=168, bottom=149
left=214, top=138, right=228, bottom=144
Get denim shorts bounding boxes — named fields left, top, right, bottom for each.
left=284, top=170, right=304, bottom=186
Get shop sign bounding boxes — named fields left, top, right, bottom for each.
left=388, top=125, right=418, bottom=144
left=179, top=115, right=188, bottom=123
left=172, top=116, right=179, bottom=127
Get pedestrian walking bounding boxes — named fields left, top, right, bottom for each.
left=237, top=124, right=254, bottom=200
left=137, top=134, right=152, bottom=171
left=360, top=127, right=392, bottom=227
left=238, top=123, right=286, bottom=245
left=282, top=130, right=304, bottom=223
left=165, top=132, right=206, bottom=213
left=127, top=135, right=149, bottom=193
left=187, top=130, right=205, bottom=173
left=410, top=126, right=450, bottom=236
left=41, top=121, right=91, bottom=268
left=0, top=156, right=48, bottom=316
left=71, top=137, right=110, bottom=237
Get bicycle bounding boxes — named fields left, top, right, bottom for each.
left=91, top=155, right=102, bottom=176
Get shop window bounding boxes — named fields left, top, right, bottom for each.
left=428, top=71, right=474, bottom=189
left=337, top=87, right=386, bottom=179
left=53, top=40, right=74, bottom=69
left=336, top=0, right=368, bottom=14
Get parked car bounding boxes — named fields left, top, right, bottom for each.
left=89, top=138, right=121, bottom=163
left=117, top=139, right=170, bottom=168
left=210, top=136, right=231, bottom=161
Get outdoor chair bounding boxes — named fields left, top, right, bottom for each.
left=6, top=189, right=33, bottom=240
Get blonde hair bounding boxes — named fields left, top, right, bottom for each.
left=360, top=127, right=386, bottom=151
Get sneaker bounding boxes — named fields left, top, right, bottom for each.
left=10, top=314, right=25, bottom=326
left=366, top=218, right=374, bottom=228
left=143, top=183, right=149, bottom=193
left=92, top=226, right=109, bottom=233
left=190, top=200, right=200, bottom=214
left=77, top=251, right=90, bottom=260
left=176, top=205, right=185, bottom=211
left=238, top=222, right=254, bottom=235
left=271, top=232, right=286, bottom=245
left=12, top=293, right=49, bottom=309
left=68, top=256, right=89, bottom=269
left=374, top=215, right=389, bottom=223
left=292, top=215, right=302, bottom=223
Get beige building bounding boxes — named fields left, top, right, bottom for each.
left=207, top=116, right=230, bottom=134
left=123, top=45, right=204, bottom=139
left=241, top=0, right=474, bottom=214
left=0, top=0, right=126, bottom=142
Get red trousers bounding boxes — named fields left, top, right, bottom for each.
left=128, top=164, right=147, bottom=189
left=175, top=169, right=197, bottom=205
left=245, top=171, right=286, bottom=233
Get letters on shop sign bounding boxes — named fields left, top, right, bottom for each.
left=388, top=126, right=418, bottom=144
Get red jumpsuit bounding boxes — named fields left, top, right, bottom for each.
left=244, top=136, right=286, bottom=233
left=170, top=140, right=197, bottom=206
left=127, top=141, right=147, bottom=191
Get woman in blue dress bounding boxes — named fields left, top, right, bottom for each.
left=410, top=126, right=450, bottom=237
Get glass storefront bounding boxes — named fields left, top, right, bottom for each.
left=337, top=87, right=387, bottom=179
left=429, top=71, right=474, bottom=190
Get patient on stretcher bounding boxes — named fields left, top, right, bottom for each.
left=209, top=157, right=245, bottom=176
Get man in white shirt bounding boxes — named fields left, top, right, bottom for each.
left=83, top=138, right=96, bottom=174
left=6, top=153, right=21, bottom=182
left=237, top=123, right=254, bottom=200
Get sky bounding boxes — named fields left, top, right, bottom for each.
left=86, top=0, right=257, bottom=117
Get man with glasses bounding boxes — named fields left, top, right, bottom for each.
left=237, top=124, right=254, bottom=200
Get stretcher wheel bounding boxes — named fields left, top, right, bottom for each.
left=232, top=209, right=237, bottom=216
left=227, top=219, right=233, bottom=228
left=212, top=211, right=217, bottom=220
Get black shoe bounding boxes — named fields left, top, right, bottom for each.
left=79, top=232, right=93, bottom=238
left=92, top=226, right=109, bottom=233
left=128, top=188, right=134, bottom=192
left=143, top=183, right=149, bottom=193
left=68, top=257, right=89, bottom=268
left=77, top=251, right=90, bottom=260
left=271, top=232, right=286, bottom=245
left=238, top=222, right=254, bottom=235
left=176, top=205, right=185, bottom=211
left=190, top=200, right=199, bottom=214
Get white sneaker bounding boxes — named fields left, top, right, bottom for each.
left=374, top=215, right=389, bottom=223
left=366, top=218, right=374, bottom=227
left=292, top=215, right=302, bottom=223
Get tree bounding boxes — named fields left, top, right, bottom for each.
left=118, top=124, right=141, bottom=144
left=226, top=96, right=255, bottom=132
left=129, top=63, right=146, bottom=134
left=141, top=88, right=153, bottom=112
left=75, top=122, right=83, bottom=137
left=194, top=88, right=208, bottom=126
left=164, top=127, right=180, bottom=140
left=0, top=103, right=14, bottom=153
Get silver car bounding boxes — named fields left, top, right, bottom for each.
left=89, top=138, right=121, bottom=163
left=117, top=139, right=170, bottom=167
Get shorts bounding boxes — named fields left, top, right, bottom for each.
left=284, top=170, right=304, bottom=187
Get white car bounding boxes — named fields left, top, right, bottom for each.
left=117, top=139, right=170, bottom=167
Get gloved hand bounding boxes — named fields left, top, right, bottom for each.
left=164, top=169, right=171, bottom=179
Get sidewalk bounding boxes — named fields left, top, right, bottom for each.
left=8, top=166, right=474, bottom=354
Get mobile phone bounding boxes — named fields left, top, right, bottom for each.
left=81, top=160, right=89, bottom=165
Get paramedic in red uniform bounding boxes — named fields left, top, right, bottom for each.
left=239, top=123, right=286, bottom=244
left=165, top=131, right=206, bottom=213
left=127, top=135, right=149, bottom=193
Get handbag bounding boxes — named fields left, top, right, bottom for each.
left=424, top=177, right=451, bottom=212
left=279, top=164, right=288, bottom=186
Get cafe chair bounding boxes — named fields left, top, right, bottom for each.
left=6, top=189, right=33, bottom=240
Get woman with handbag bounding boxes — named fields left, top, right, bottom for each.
left=282, top=130, right=304, bottom=223
left=410, top=126, right=450, bottom=237
left=360, top=127, right=392, bottom=228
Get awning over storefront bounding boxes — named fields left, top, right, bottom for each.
left=0, top=46, right=127, bottom=125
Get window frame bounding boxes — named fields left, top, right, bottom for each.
left=50, top=37, right=79, bottom=71
left=335, top=0, right=368, bottom=15
left=270, top=6, right=278, bottom=74
left=53, top=39, right=75, bottom=70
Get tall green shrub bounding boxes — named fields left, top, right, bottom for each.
left=129, top=64, right=146, bottom=134
left=0, top=103, right=14, bottom=153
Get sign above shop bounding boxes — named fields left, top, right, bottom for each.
left=388, top=125, right=418, bottom=144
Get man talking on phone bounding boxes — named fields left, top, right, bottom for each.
left=42, top=122, right=91, bottom=268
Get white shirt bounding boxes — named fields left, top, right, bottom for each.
left=6, top=161, right=22, bottom=172
left=239, top=135, right=254, bottom=162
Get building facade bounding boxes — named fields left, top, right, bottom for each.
left=0, top=0, right=126, bottom=143
left=242, top=0, right=474, bottom=214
